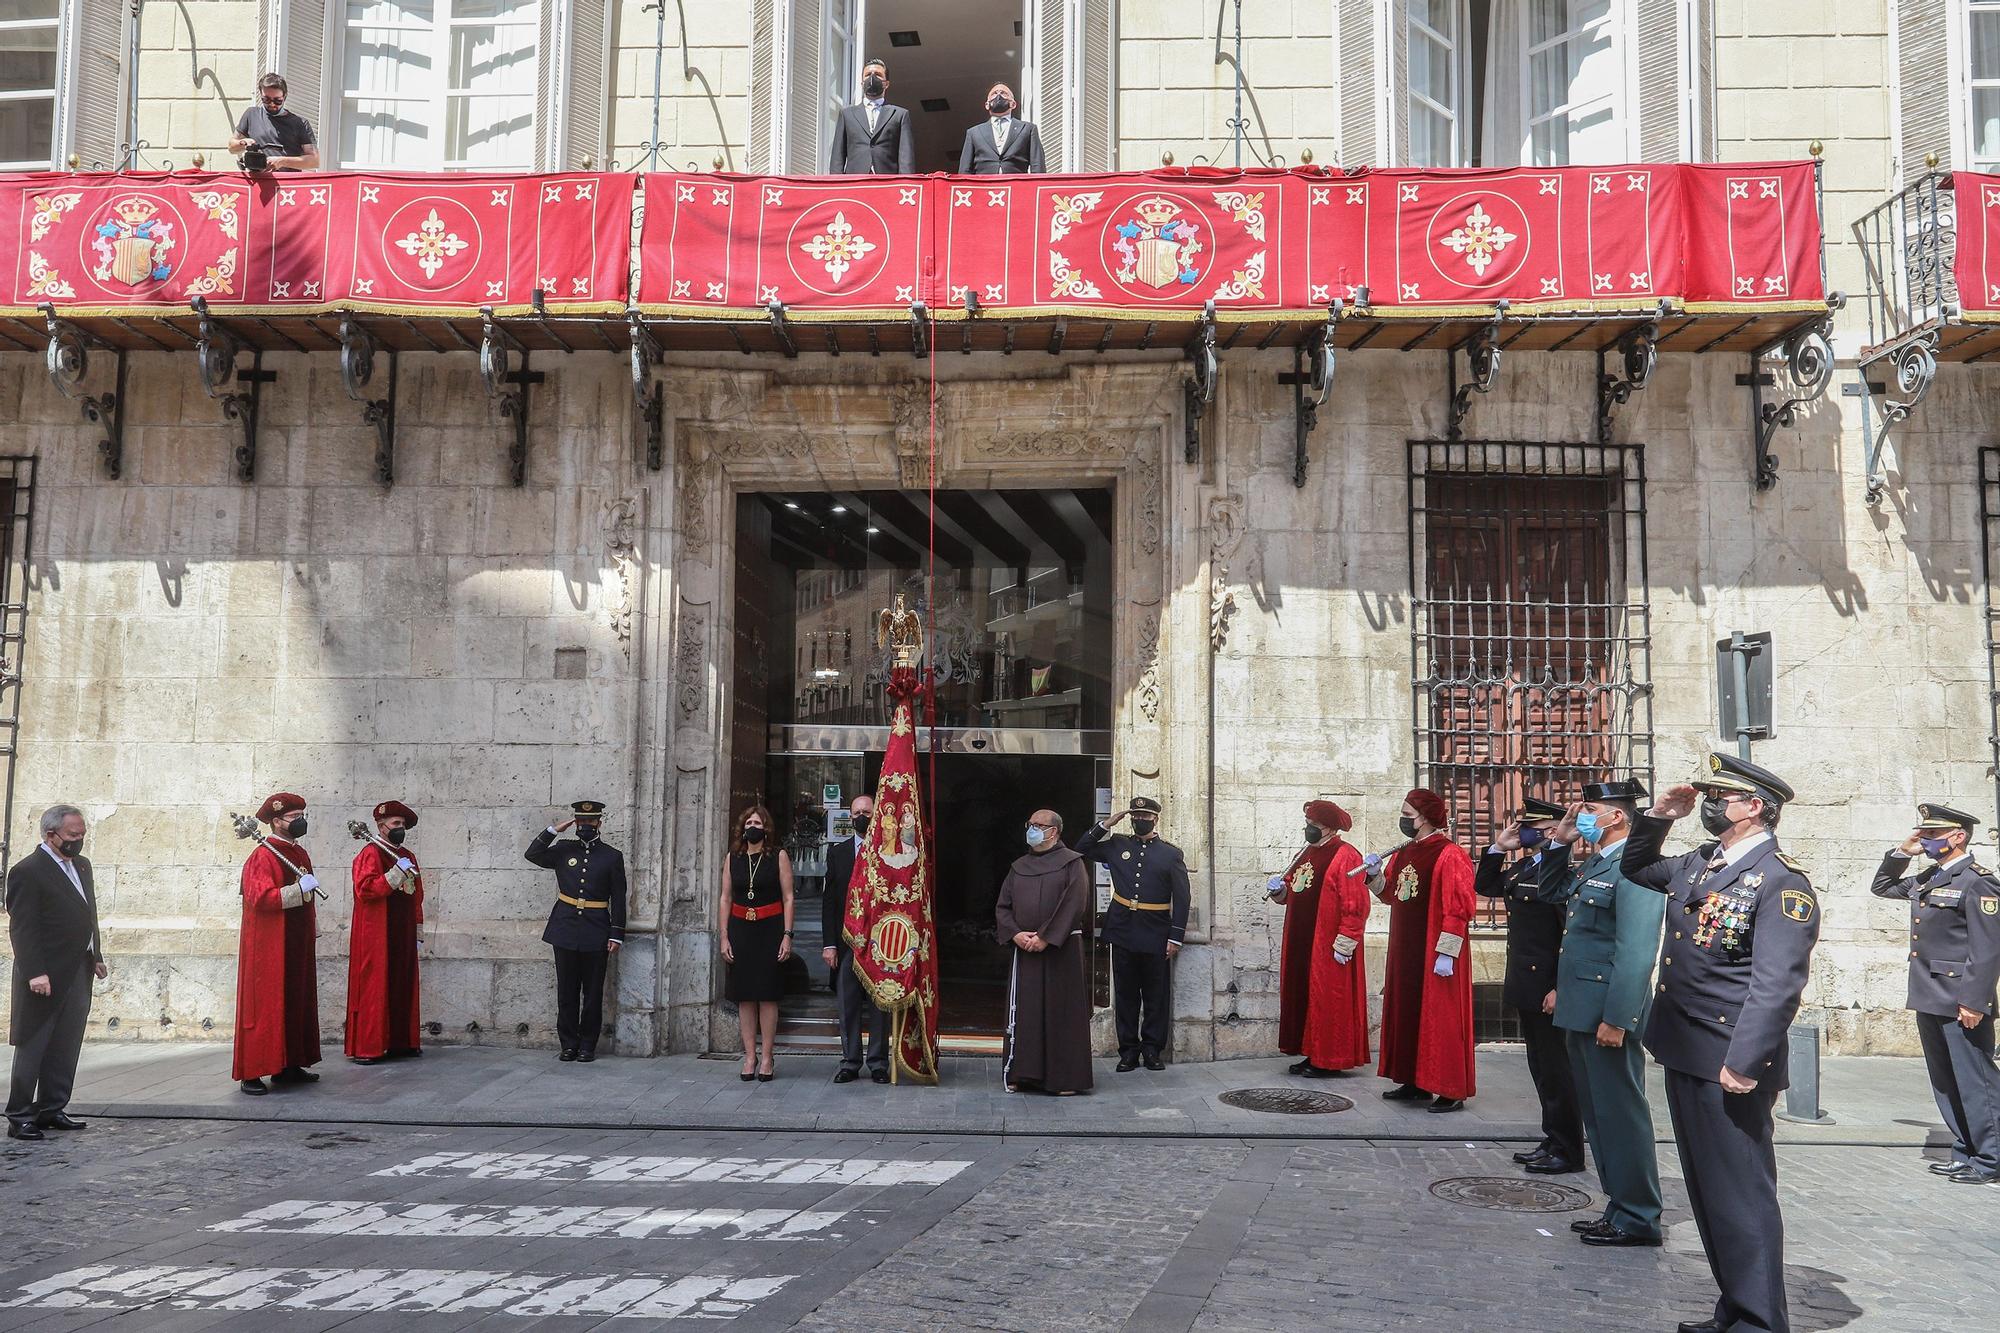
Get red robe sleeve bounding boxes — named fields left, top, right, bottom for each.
left=353, top=845, right=396, bottom=900
left=240, top=844, right=293, bottom=910
left=1432, top=844, right=1476, bottom=953
left=1331, top=841, right=1369, bottom=943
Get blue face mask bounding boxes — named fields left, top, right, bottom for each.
left=1574, top=812, right=1603, bottom=842
left=1026, top=826, right=1047, bottom=848
left=1518, top=826, right=1545, bottom=849
left=1920, top=835, right=1952, bottom=858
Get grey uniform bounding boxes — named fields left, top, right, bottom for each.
left=1872, top=851, right=2000, bottom=1177
left=1623, top=815, right=1818, bottom=1333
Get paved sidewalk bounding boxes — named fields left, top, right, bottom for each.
left=4, top=1040, right=1951, bottom=1145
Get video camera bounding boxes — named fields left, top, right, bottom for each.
left=240, top=146, right=271, bottom=173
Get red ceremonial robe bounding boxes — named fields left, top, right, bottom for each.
left=1275, top=845, right=1323, bottom=1055
left=1303, top=837, right=1371, bottom=1071
left=1375, top=832, right=1477, bottom=1099
left=232, top=839, right=321, bottom=1081
left=346, top=844, right=424, bottom=1059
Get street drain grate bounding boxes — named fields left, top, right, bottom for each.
left=1218, top=1087, right=1354, bottom=1115
left=1428, top=1176, right=1594, bottom=1212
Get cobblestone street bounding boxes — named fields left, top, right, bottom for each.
left=0, top=1111, right=1991, bottom=1331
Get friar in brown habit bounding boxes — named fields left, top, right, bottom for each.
left=997, top=808, right=1094, bottom=1095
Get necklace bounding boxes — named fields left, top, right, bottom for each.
left=745, top=849, right=766, bottom=901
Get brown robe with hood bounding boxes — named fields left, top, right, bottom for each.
left=997, top=842, right=1094, bottom=1093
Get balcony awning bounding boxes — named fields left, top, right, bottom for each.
left=0, top=162, right=1829, bottom=358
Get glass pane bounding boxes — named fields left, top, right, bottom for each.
left=1569, top=17, right=1615, bottom=91
left=1576, top=0, right=1611, bottom=26
left=1530, top=0, right=1565, bottom=46
left=1413, top=30, right=1453, bottom=103
left=445, top=93, right=535, bottom=165
left=0, top=0, right=60, bottom=21
left=0, top=95, right=53, bottom=167
left=1412, top=106, right=1453, bottom=167
left=345, top=0, right=434, bottom=26
left=450, top=0, right=535, bottom=21
left=449, top=22, right=536, bottom=92
left=343, top=25, right=434, bottom=97
left=0, top=45, right=58, bottom=93
left=1566, top=98, right=1619, bottom=164
left=1976, top=88, right=2000, bottom=164
left=1975, top=10, right=2000, bottom=79
left=340, top=95, right=431, bottom=167
left=1410, top=0, right=1456, bottom=35
left=1531, top=47, right=1562, bottom=118
left=1532, top=116, right=1566, bottom=166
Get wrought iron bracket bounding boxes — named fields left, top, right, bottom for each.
left=766, top=299, right=797, bottom=358
left=1859, top=324, right=1943, bottom=506
left=1595, top=304, right=1666, bottom=445
left=1183, top=300, right=1218, bottom=465
left=909, top=301, right=929, bottom=359
left=629, top=310, right=665, bottom=471
left=1737, top=298, right=1840, bottom=493
left=39, top=302, right=126, bottom=479
left=192, top=297, right=276, bottom=481
left=1446, top=301, right=1507, bottom=441
left=339, top=315, right=398, bottom=486
left=480, top=307, right=544, bottom=487
left=1275, top=301, right=1343, bottom=489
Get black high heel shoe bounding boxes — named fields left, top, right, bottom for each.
left=757, top=1062, right=775, bottom=1083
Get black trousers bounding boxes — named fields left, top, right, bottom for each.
left=7, top=957, right=93, bottom=1127
left=1518, top=1004, right=1585, bottom=1162
left=834, top=944, right=889, bottom=1073
left=552, top=946, right=609, bottom=1053
left=1914, top=1009, right=2000, bottom=1176
left=1664, top=1068, right=1788, bottom=1333
left=1111, top=945, right=1170, bottom=1059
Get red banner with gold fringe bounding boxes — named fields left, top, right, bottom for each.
left=842, top=664, right=940, bottom=1085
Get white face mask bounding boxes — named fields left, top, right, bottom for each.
left=1025, top=826, right=1046, bottom=848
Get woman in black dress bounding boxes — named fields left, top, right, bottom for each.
left=719, top=803, right=794, bottom=1081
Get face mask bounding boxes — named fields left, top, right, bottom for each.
left=1698, top=797, right=1735, bottom=836
left=987, top=95, right=1012, bottom=114
left=863, top=75, right=885, bottom=98
left=1131, top=818, right=1156, bottom=837
left=1302, top=824, right=1322, bottom=845
left=742, top=827, right=766, bottom=846
left=1518, top=826, right=1545, bottom=849
left=386, top=827, right=407, bottom=845
left=285, top=816, right=308, bottom=839
left=577, top=823, right=601, bottom=842
left=1574, top=813, right=1602, bottom=842
left=852, top=814, right=871, bottom=837
left=56, top=836, right=83, bottom=858
left=1920, top=835, right=1952, bottom=858
left=1026, top=826, right=1047, bottom=848
left=1398, top=815, right=1418, bottom=838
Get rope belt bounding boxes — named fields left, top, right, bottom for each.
left=1112, top=892, right=1170, bottom=912
left=730, top=901, right=784, bottom=922
left=559, top=892, right=609, bottom=910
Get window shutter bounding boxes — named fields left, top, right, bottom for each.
left=1390, top=0, right=1409, bottom=165
left=1337, top=0, right=1377, bottom=166
left=282, top=0, right=330, bottom=148
left=66, top=0, right=127, bottom=169
left=1898, top=0, right=1950, bottom=177
left=1076, top=0, right=1114, bottom=170
left=1035, top=0, right=1067, bottom=171
left=1695, top=0, right=1714, bottom=160
left=750, top=0, right=777, bottom=171
left=536, top=0, right=562, bottom=169
left=786, top=0, right=826, bottom=174
left=1634, top=0, right=1680, bottom=161
left=566, top=0, right=609, bottom=167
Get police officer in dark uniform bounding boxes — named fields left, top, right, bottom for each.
left=1871, top=802, right=2000, bottom=1186
left=1077, top=797, right=1189, bottom=1072
left=525, top=800, right=628, bottom=1063
left=1474, top=793, right=1583, bottom=1174
left=1622, top=753, right=1818, bottom=1333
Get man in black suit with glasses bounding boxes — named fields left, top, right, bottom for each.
left=7, top=804, right=106, bottom=1140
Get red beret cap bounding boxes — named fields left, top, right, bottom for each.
left=1404, top=788, right=1448, bottom=827
left=373, top=800, right=418, bottom=827
left=256, top=792, right=306, bottom=824
left=1304, top=799, right=1351, bottom=832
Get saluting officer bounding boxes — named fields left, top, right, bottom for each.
left=525, top=800, right=628, bottom=1063
left=1077, top=796, right=1190, bottom=1072
left=1872, top=802, right=2000, bottom=1186
left=1623, top=753, right=1818, bottom=1333
left=1473, top=793, right=1584, bottom=1175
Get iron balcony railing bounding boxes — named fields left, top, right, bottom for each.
left=1853, top=169, right=1958, bottom=353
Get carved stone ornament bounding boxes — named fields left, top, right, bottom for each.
left=1207, top=495, right=1245, bottom=651
left=1136, top=611, right=1162, bottom=722
left=986, top=430, right=1099, bottom=458
left=1134, top=443, right=1163, bottom=556
left=601, top=496, right=640, bottom=652
left=674, top=607, right=708, bottom=721
left=675, top=438, right=710, bottom=552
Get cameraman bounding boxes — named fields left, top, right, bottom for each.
left=228, top=73, right=319, bottom=172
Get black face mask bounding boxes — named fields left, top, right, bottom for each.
left=1698, top=797, right=1736, bottom=836
left=386, top=827, right=407, bottom=845
left=285, top=816, right=308, bottom=839
left=577, top=824, right=601, bottom=842
left=1302, top=824, right=1322, bottom=845
left=1130, top=818, right=1156, bottom=837
left=743, top=827, right=767, bottom=846
left=1398, top=815, right=1418, bottom=838
left=56, top=837, right=83, bottom=858
left=987, top=95, right=1012, bottom=115
left=852, top=814, right=871, bottom=837
left=862, top=76, right=885, bottom=99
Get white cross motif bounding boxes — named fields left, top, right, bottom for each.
left=355, top=278, right=375, bottom=295
left=571, top=277, right=589, bottom=294
left=310, top=187, right=330, bottom=206
left=1591, top=175, right=1611, bottom=194
left=1629, top=271, right=1650, bottom=288
left=986, top=190, right=1006, bottom=206
left=1439, top=204, right=1517, bottom=277
left=1759, top=180, right=1778, bottom=198
left=1764, top=275, right=1786, bottom=292
left=537, top=276, right=554, bottom=293
left=489, top=189, right=510, bottom=207
left=362, top=185, right=381, bottom=204
left=673, top=279, right=692, bottom=298
left=953, top=189, right=972, bottom=207
left=706, top=281, right=725, bottom=299
left=759, top=284, right=780, bottom=303
left=1401, top=282, right=1420, bottom=300
left=1990, top=283, right=2000, bottom=303
left=984, top=283, right=1003, bottom=301
left=1735, top=276, right=1754, bottom=294
left=710, top=188, right=730, bottom=206
left=1626, top=174, right=1647, bottom=192
left=1309, top=283, right=1330, bottom=303
left=1309, top=187, right=1330, bottom=206
left=484, top=279, right=505, bottom=296
left=575, top=182, right=594, bottom=201
left=1593, top=273, right=1613, bottom=291
left=303, top=280, right=320, bottom=297
left=1988, top=188, right=2000, bottom=208
left=272, top=281, right=291, bottom=297
left=764, top=187, right=784, bottom=205
left=798, top=210, right=877, bottom=285
left=677, top=183, right=697, bottom=202
left=898, top=187, right=919, bottom=207
left=1347, top=186, right=1367, bottom=205
left=392, top=208, right=471, bottom=280
left=1538, top=177, right=1558, bottom=195
left=1399, top=183, right=1420, bottom=202
left=1729, top=181, right=1749, bottom=199
left=277, top=189, right=297, bottom=206
left=1539, top=276, right=1560, bottom=294
left=543, top=184, right=563, bottom=203
left=895, top=284, right=915, bottom=302
left=950, top=285, right=968, bottom=302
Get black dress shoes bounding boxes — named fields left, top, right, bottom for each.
left=1677, top=1321, right=1723, bottom=1333
left=5, top=1122, right=43, bottom=1140
left=1513, top=1145, right=1550, bottom=1164
left=1948, top=1169, right=1999, bottom=1186
left=1116, top=1057, right=1140, bottom=1073
left=1580, top=1226, right=1662, bottom=1247
left=1287, top=1058, right=1314, bottom=1076
left=40, top=1114, right=85, bottom=1132
left=833, top=1068, right=860, bottom=1084
left=871, top=1069, right=891, bottom=1084
left=1143, top=1054, right=1166, bottom=1071
left=1382, top=1083, right=1427, bottom=1102
left=239, top=1078, right=269, bottom=1096
left=351, top=1056, right=384, bottom=1066
left=576, top=1050, right=596, bottom=1063
left=1525, top=1155, right=1581, bottom=1175
left=1570, top=1217, right=1610, bottom=1234
left=272, top=1066, right=319, bottom=1084
left=1927, top=1160, right=1969, bottom=1176
left=559, top=1049, right=579, bottom=1062
left=1427, top=1097, right=1464, bottom=1113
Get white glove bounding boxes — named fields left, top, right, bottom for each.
left=396, top=858, right=415, bottom=872
left=1432, top=954, right=1454, bottom=978
left=1265, top=874, right=1285, bottom=899
left=1333, top=949, right=1353, bottom=966
left=1362, top=854, right=1383, bottom=877
left=297, top=873, right=320, bottom=895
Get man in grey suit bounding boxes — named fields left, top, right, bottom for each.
left=829, top=58, right=916, bottom=175
left=958, top=83, right=1046, bottom=174
left=7, top=804, right=106, bottom=1140
left=821, top=794, right=889, bottom=1083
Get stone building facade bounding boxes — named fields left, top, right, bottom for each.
left=0, top=2, right=1988, bottom=1060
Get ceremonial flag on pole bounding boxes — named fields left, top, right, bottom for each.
left=842, top=595, right=941, bottom=1084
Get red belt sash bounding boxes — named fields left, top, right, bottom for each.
left=730, top=901, right=783, bottom=922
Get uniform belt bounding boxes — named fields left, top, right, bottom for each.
left=1112, top=892, right=1170, bottom=912
left=730, top=901, right=784, bottom=922
left=559, top=892, right=610, bottom=910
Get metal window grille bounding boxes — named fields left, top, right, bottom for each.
left=1408, top=440, right=1655, bottom=932
left=0, top=456, right=35, bottom=872
left=1980, top=447, right=2000, bottom=829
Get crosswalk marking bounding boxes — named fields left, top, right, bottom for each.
left=207, top=1199, right=848, bottom=1241
left=374, top=1150, right=972, bottom=1185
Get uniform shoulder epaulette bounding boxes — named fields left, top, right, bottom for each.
left=1776, top=852, right=1810, bottom=877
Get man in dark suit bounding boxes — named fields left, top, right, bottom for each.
left=525, top=800, right=628, bottom=1063
left=829, top=58, right=916, bottom=175
left=7, top=804, right=106, bottom=1140
left=821, top=793, right=888, bottom=1083
left=958, top=83, right=1046, bottom=174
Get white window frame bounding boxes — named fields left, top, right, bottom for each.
left=0, top=1, right=64, bottom=171
left=1521, top=0, right=1630, bottom=167
left=1407, top=0, right=1466, bottom=169
left=334, top=0, right=541, bottom=171
left=1963, top=0, right=2000, bottom=172
left=825, top=0, right=863, bottom=154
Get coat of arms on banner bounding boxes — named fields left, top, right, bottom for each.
left=89, top=196, right=175, bottom=287
left=1111, top=196, right=1202, bottom=289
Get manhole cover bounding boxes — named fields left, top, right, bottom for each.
left=1428, top=1176, right=1594, bottom=1212
left=1218, top=1087, right=1354, bottom=1115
